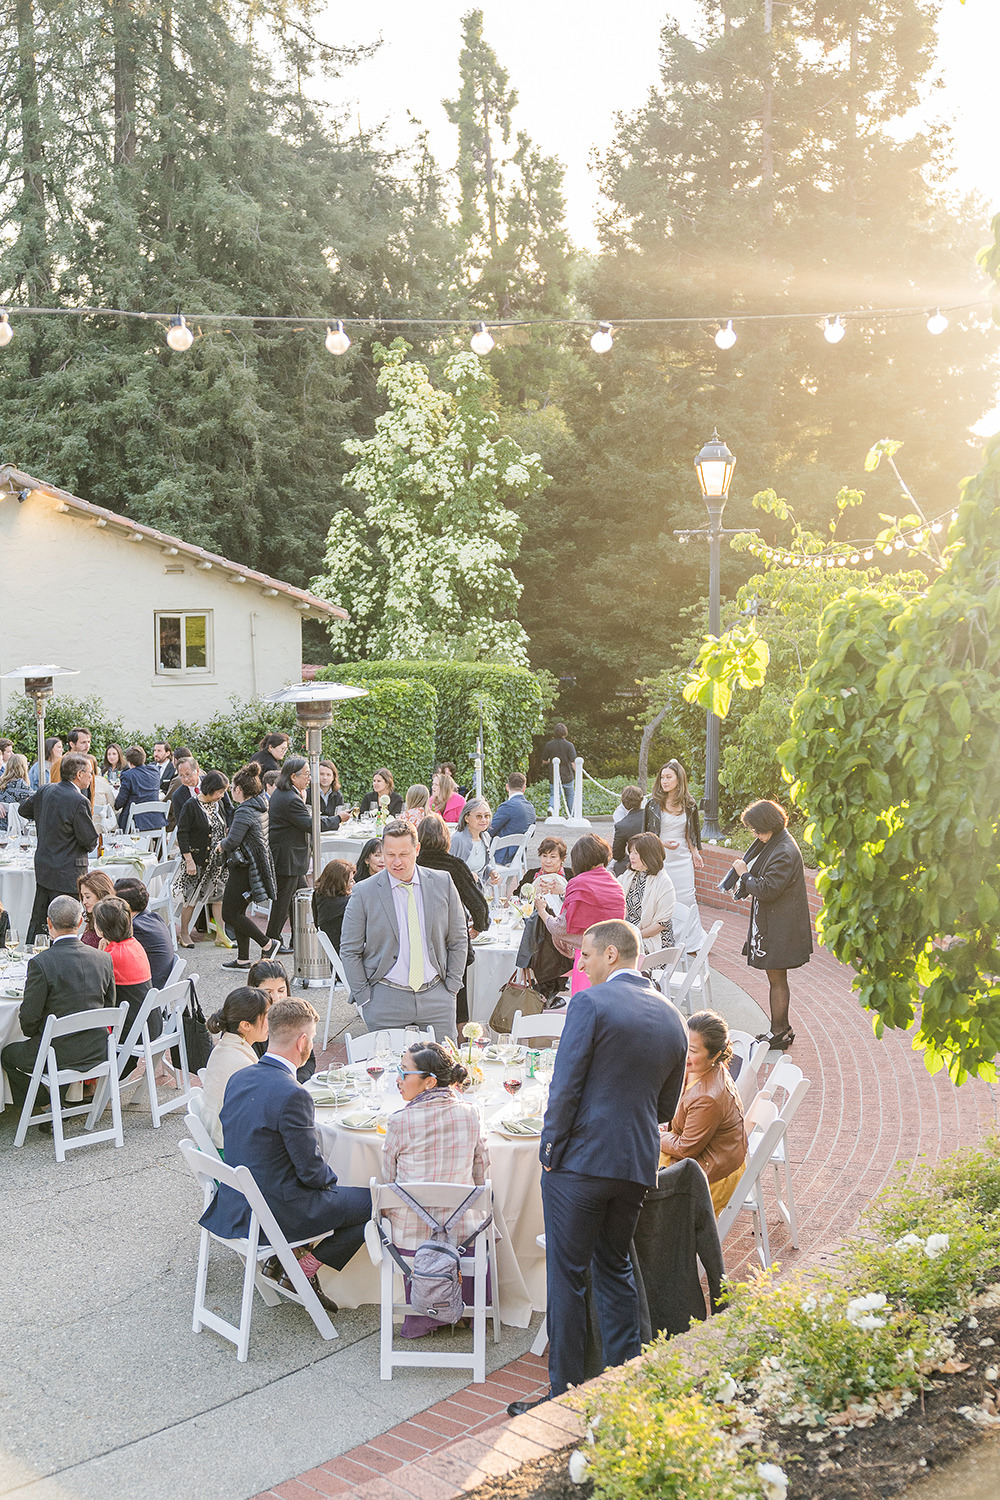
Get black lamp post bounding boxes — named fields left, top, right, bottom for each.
left=675, top=431, right=740, bottom=842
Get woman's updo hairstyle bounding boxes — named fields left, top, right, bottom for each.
left=407, top=1040, right=470, bottom=1090
left=687, top=1009, right=733, bottom=1066
left=207, top=986, right=270, bottom=1035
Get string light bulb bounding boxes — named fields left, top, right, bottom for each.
left=931, top=523, right=943, bottom=533
left=590, top=322, right=614, bottom=354
left=824, top=316, right=846, bottom=345
left=470, top=322, right=495, bottom=356
left=927, top=309, right=949, bottom=336
left=325, top=320, right=351, bottom=355
left=166, top=314, right=194, bottom=352
left=0, top=311, right=12, bottom=348
left=863, top=549, right=874, bottom=561
left=893, top=538, right=905, bottom=550
left=714, top=320, right=737, bottom=350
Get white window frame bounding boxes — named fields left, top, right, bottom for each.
left=154, top=610, right=213, bottom=675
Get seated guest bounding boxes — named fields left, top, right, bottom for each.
left=383, top=1039, right=489, bottom=1337
left=659, top=1010, right=748, bottom=1214
left=151, top=741, right=174, bottom=795
left=247, top=957, right=316, bottom=1082
left=416, top=814, right=490, bottom=1026
left=353, top=837, right=384, bottom=883
left=101, top=744, right=125, bottom=787
left=358, top=768, right=403, bottom=818
left=93, top=896, right=157, bottom=1062
left=535, top=834, right=625, bottom=996
left=115, top=746, right=167, bottom=832
left=317, top=760, right=350, bottom=823
left=90, top=768, right=118, bottom=834
left=28, top=736, right=63, bottom=791
left=617, top=832, right=676, bottom=953
left=199, top=998, right=372, bottom=1310
left=1, top=895, right=116, bottom=1116
left=312, top=858, right=355, bottom=954
left=523, top=836, right=569, bottom=896
left=449, top=798, right=496, bottom=890
left=0, top=753, right=31, bottom=822
left=430, top=770, right=465, bottom=823
left=488, top=772, right=535, bottom=865
left=403, top=784, right=430, bottom=825
left=611, top=786, right=646, bottom=875
left=0, top=898, right=9, bottom=948
left=114, top=878, right=175, bottom=990
left=78, top=870, right=117, bottom=948
left=201, top=985, right=270, bottom=1148
left=437, top=761, right=469, bottom=800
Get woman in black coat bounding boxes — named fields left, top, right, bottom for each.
left=415, top=813, right=490, bottom=1027
left=358, top=767, right=404, bottom=818
left=264, top=757, right=313, bottom=950
left=729, top=799, right=812, bottom=1052
left=220, top=766, right=278, bottom=969
left=248, top=732, right=290, bottom=778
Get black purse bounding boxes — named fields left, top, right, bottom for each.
left=172, top=977, right=213, bottom=1074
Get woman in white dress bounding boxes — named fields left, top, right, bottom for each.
left=644, top=760, right=706, bottom=953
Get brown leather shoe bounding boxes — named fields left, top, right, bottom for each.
left=274, top=1265, right=338, bottom=1314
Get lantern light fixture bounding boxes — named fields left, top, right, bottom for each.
left=714, top=320, right=737, bottom=350
left=166, top=314, right=194, bottom=352
left=590, top=322, right=614, bottom=354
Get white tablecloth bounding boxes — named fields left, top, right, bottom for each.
left=318, top=822, right=379, bottom=870
left=0, top=988, right=27, bottom=1109
left=0, top=853, right=158, bottom=941
left=313, top=1067, right=546, bottom=1325
left=467, top=932, right=523, bottom=1029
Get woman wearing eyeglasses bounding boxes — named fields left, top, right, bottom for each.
left=382, top=1041, right=489, bottom=1338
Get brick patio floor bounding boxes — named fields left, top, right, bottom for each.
left=251, top=918, right=997, bottom=1500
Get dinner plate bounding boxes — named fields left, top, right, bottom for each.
left=482, top=1045, right=527, bottom=1064
left=493, top=1117, right=543, bottom=1139
left=340, top=1112, right=382, bottom=1131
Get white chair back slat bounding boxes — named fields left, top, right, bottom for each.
left=489, top=829, right=535, bottom=892
left=729, top=1030, right=771, bottom=1111
left=666, top=920, right=723, bottom=1016
left=144, top=858, right=181, bottom=952
left=509, top=1009, right=566, bottom=1045
left=716, top=1114, right=788, bottom=1268
left=185, top=1093, right=221, bottom=1157
left=86, top=978, right=193, bottom=1129
left=13, top=1003, right=130, bottom=1162
left=315, top=930, right=351, bottom=1052
left=753, top=1061, right=811, bottom=1248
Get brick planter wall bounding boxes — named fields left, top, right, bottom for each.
left=695, top=842, right=823, bottom=940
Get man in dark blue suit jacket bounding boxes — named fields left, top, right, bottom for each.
left=514, top=919, right=688, bottom=1407
left=488, top=773, right=536, bottom=866
left=114, top=747, right=167, bottom=832
left=199, top=998, right=371, bottom=1308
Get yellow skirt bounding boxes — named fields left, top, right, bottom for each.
left=710, top=1161, right=747, bottom=1215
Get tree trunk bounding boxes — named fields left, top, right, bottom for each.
left=113, top=0, right=137, bottom=165
left=15, top=0, right=48, bottom=300
left=637, top=704, right=670, bottom=791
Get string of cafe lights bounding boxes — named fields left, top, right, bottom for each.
left=0, top=298, right=992, bottom=355
left=744, top=508, right=958, bottom=571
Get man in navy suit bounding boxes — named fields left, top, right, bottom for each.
left=114, top=746, right=167, bottom=832
left=510, top=919, right=688, bottom=1410
left=488, top=772, right=536, bottom=866
left=199, top=997, right=371, bottom=1310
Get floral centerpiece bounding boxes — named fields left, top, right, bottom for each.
left=375, top=791, right=391, bottom=832
left=444, top=1026, right=486, bottom=1090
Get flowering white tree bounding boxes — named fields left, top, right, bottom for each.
left=312, top=341, right=546, bottom=664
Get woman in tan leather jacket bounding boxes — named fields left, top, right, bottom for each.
left=659, top=1009, right=748, bottom=1213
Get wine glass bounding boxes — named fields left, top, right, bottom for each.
left=366, top=1057, right=385, bottom=1103
left=503, top=1065, right=524, bottom=1118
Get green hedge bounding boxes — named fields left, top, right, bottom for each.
left=0, top=693, right=138, bottom=760
left=321, top=659, right=544, bottom=800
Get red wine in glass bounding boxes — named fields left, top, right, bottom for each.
left=503, top=1075, right=522, bottom=1097
left=367, top=1062, right=385, bottom=1084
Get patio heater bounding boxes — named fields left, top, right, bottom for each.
left=0, top=665, right=79, bottom=786
left=267, top=682, right=369, bottom=884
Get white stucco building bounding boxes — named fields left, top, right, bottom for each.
left=0, top=464, right=345, bottom=727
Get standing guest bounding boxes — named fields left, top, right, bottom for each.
left=449, top=798, right=496, bottom=890
left=617, top=833, right=676, bottom=953
left=644, top=760, right=706, bottom=953
left=246, top=957, right=316, bottom=1082
left=659, top=1009, right=748, bottom=1212
left=166, top=745, right=194, bottom=793
left=101, top=744, right=125, bottom=788
left=488, top=773, right=535, bottom=865
left=611, top=786, right=646, bottom=875
left=508, top=919, right=688, bottom=1414
left=358, top=768, right=403, bottom=818
left=416, top=814, right=490, bottom=1027
left=20, top=753, right=98, bottom=942
left=382, top=1040, right=489, bottom=1337
left=167, top=758, right=200, bottom=831
left=729, top=799, right=812, bottom=1052
left=114, top=879, right=175, bottom=990
left=78, top=870, right=117, bottom=948
left=535, top=834, right=626, bottom=996
left=403, top=784, right=430, bottom=825
left=340, top=819, right=468, bottom=1042
left=541, top=722, right=577, bottom=816
left=115, top=746, right=167, bottom=832
left=523, top=835, right=569, bottom=893
left=200, top=986, right=271, bottom=1148
left=430, top=770, right=466, bottom=823
left=265, top=756, right=332, bottom=952
left=317, top=760, right=350, bottom=823
left=313, top=859, right=355, bottom=954
left=248, top=732, right=290, bottom=778
left=199, top=998, right=372, bottom=1308
left=92, top=896, right=157, bottom=1060
left=28, top=735, right=63, bottom=791
left=151, top=741, right=174, bottom=795
left=353, top=837, right=384, bottom=883
left=219, top=765, right=278, bottom=970
left=175, top=770, right=231, bottom=948
left=0, top=753, right=31, bottom=823
left=0, top=895, right=116, bottom=1117
left=262, top=769, right=279, bottom=799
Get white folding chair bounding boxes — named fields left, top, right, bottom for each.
left=754, top=1060, right=811, bottom=1248
left=178, top=1138, right=338, bottom=1360
left=510, top=1009, right=566, bottom=1046
left=13, top=1003, right=129, bottom=1162
left=639, top=945, right=684, bottom=996
left=346, top=1027, right=434, bottom=1064
left=530, top=1231, right=548, bottom=1355
left=125, top=803, right=168, bottom=859
left=490, top=829, right=535, bottom=894
left=729, top=1030, right=770, bottom=1111
left=143, top=858, right=181, bottom=951
left=185, top=1091, right=221, bottom=1156
left=716, top=1109, right=787, bottom=1269
left=666, top=921, right=723, bottom=1016
left=315, top=930, right=352, bottom=1051
left=87, top=980, right=193, bottom=1129
left=367, top=1176, right=500, bottom=1382
left=164, top=953, right=188, bottom=990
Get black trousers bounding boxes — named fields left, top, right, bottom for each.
left=307, top=1186, right=372, bottom=1271
left=221, top=874, right=269, bottom=962
left=541, top=1168, right=647, bottom=1397
left=265, top=873, right=307, bottom=943
left=26, top=881, right=78, bottom=943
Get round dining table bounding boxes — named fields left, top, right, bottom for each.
left=0, top=960, right=29, bottom=1109
left=0, top=848, right=160, bottom=944
left=309, top=1059, right=548, bottom=1326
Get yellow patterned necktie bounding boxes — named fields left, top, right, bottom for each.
left=400, top=881, right=423, bottom=989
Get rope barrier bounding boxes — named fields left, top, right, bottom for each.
left=581, top=768, right=624, bottom=802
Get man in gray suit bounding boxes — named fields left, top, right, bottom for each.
left=339, top=819, right=468, bottom=1041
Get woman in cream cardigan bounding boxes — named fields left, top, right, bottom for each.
left=617, top=832, right=677, bottom=952
left=200, top=986, right=271, bottom=1147
left=659, top=1010, right=748, bottom=1213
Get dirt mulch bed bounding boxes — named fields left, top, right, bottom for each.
left=461, top=1301, right=1000, bottom=1500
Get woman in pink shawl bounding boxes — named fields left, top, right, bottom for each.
left=534, top=833, right=626, bottom=995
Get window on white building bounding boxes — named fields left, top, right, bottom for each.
left=155, top=612, right=212, bottom=674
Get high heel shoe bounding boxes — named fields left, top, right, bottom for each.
left=755, top=1027, right=795, bottom=1051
